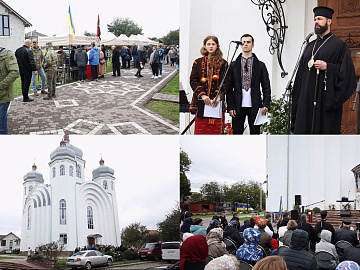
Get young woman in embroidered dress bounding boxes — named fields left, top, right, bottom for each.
left=190, top=36, right=231, bottom=134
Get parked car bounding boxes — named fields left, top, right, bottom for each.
left=138, top=242, right=162, bottom=261
left=66, top=250, right=112, bottom=270
left=161, top=242, right=180, bottom=263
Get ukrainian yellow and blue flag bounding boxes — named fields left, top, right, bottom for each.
left=67, top=5, right=75, bottom=40
left=279, top=196, right=283, bottom=218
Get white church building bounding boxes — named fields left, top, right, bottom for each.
left=266, top=136, right=360, bottom=213
left=20, top=136, right=121, bottom=251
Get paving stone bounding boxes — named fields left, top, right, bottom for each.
left=8, top=66, right=179, bottom=135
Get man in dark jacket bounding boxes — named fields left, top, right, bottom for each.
left=341, top=245, right=360, bottom=264
left=74, top=45, right=88, bottom=82
left=230, top=212, right=240, bottom=230
left=297, top=214, right=316, bottom=250
left=314, top=211, right=335, bottom=244
left=15, top=39, right=37, bottom=102
left=279, top=229, right=318, bottom=270
left=111, top=46, right=121, bottom=76
left=334, top=218, right=359, bottom=247
left=227, top=34, right=271, bottom=134
left=265, top=213, right=274, bottom=232
left=219, top=211, right=228, bottom=228
left=223, top=221, right=244, bottom=249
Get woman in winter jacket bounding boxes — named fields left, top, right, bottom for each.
left=236, top=228, right=263, bottom=265
left=206, top=228, right=228, bottom=258
left=190, top=218, right=207, bottom=236
left=315, top=229, right=338, bottom=269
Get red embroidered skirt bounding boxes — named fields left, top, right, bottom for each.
left=194, top=115, right=224, bottom=135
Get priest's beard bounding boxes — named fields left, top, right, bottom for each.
left=314, top=23, right=328, bottom=35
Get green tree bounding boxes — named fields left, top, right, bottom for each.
left=223, top=180, right=266, bottom=210
left=143, top=233, right=161, bottom=243
left=200, top=181, right=222, bottom=203
left=157, top=205, right=180, bottom=242
left=180, top=150, right=192, bottom=201
left=190, top=193, right=204, bottom=203
left=162, top=30, right=179, bottom=45
left=84, top=30, right=96, bottom=36
left=120, top=222, right=148, bottom=247
left=107, top=17, right=143, bottom=37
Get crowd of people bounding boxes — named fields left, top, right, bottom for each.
left=180, top=203, right=360, bottom=270
left=0, top=39, right=179, bottom=134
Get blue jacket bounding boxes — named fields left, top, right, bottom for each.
left=89, top=46, right=100, bottom=65
left=120, top=48, right=128, bottom=57
left=190, top=225, right=206, bottom=236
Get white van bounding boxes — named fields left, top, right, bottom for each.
left=161, top=242, right=180, bottom=263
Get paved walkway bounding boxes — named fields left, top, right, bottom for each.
left=7, top=65, right=179, bottom=135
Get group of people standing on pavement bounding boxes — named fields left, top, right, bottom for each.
left=110, top=43, right=179, bottom=79
left=180, top=203, right=360, bottom=270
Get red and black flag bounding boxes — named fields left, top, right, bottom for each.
left=96, top=14, right=101, bottom=40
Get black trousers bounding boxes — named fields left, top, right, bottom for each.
left=121, top=56, right=128, bottom=68
left=113, top=66, right=120, bottom=76
left=20, top=71, right=32, bottom=100
left=91, top=65, right=98, bottom=80
left=151, top=63, right=159, bottom=76
left=232, top=107, right=260, bottom=134
left=78, top=66, right=86, bottom=80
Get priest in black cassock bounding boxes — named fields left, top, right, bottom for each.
left=291, top=6, right=356, bottom=134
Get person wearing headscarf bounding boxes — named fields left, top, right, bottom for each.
left=180, top=234, right=208, bottom=270
left=315, top=229, right=338, bottom=269
left=204, top=254, right=240, bottom=270
left=181, top=217, right=193, bottom=233
left=336, top=261, right=360, bottom=270
left=236, top=227, right=263, bottom=265
left=206, top=228, right=228, bottom=258
left=190, top=218, right=207, bottom=236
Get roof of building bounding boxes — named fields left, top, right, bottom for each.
left=50, top=135, right=83, bottom=162
left=92, top=158, right=114, bottom=179
left=0, top=232, right=20, bottom=240
left=0, top=0, right=32, bottom=27
left=25, top=30, right=47, bottom=37
left=23, top=164, right=44, bottom=183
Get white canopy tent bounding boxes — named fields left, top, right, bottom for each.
left=37, top=35, right=98, bottom=47
left=103, top=34, right=130, bottom=46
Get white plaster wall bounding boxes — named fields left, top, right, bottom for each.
left=0, top=5, right=27, bottom=52
left=180, top=0, right=317, bottom=134
left=267, top=136, right=360, bottom=212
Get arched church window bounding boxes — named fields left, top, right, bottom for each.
left=24, top=186, right=26, bottom=195
left=111, top=181, right=114, bottom=190
left=29, top=185, right=33, bottom=192
left=60, top=165, right=65, bottom=176
left=103, top=180, right=108, bottom=190
left=59, top=199, right=66, bottom=225
left=76, top=165, right=81, bottom=178
left=87, top=206, right=94, bottom=229
left=27, top=206, right=31, bottom=230
left=69, top=166, right=74, bottom=177
left=53, top=167, right=56, bottom=178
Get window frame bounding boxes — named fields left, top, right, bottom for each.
left=0, top=15, right=10, bottom=36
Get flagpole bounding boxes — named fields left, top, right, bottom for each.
left=68, top=3, right=71, bottom=83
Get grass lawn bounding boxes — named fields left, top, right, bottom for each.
left=0, top=256, right=21, bottom=260
left=160, top=73, right=179, bottom=95
left=146, top=101, right=179, bottom=123
left=145, top=72, right=179, bottom=123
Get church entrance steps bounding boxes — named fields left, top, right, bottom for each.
left=309, top=210, right=360, bottom=230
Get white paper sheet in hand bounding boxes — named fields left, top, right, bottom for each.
left=203, top=101, right=223, bottom=119
left=254, top=108, right=269, bottom=125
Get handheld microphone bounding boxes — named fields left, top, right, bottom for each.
left=305, top=32, right=314, bottom=43
left=231, top=40, right=244, bottom=45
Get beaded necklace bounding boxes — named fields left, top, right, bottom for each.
left=201, top=56, right=220, bottom=96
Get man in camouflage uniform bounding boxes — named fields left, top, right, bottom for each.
left=43, top=42, right=58, bottom=100
left=0, top=47, right=19, bottom=134
left=31, top=40, right=48, bottom=96
left=57, top=45, right=66, bottom=68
